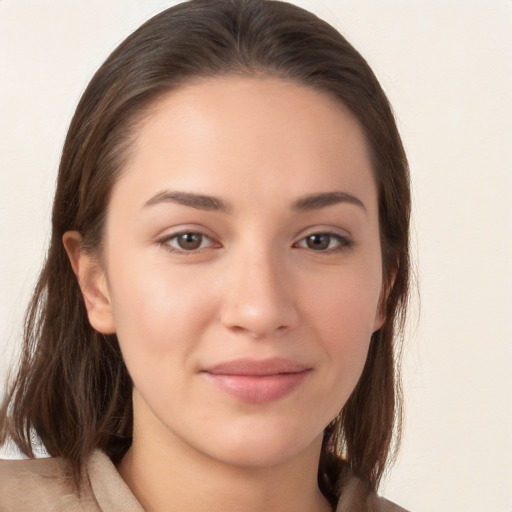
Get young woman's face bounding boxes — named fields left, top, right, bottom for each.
left=97, top=77, right=383, bottom=468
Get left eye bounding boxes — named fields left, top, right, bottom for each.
left=296, top=233, right=348, bottom=251
left=163, top=232, right=214, bottom=252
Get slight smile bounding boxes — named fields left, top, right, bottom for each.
left=201, top=358, right=312, bottom=404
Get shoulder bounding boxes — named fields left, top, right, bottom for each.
left=335, top=475, right=411, bottom=512
left=0, top=456, right=98, bottom=511
left=369, top=494, right=411, bottom=512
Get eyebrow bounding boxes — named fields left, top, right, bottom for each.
left=293, top=191, right=367, bottom=214
left=143, top=190, right=366, bottom=214
left=143, top=190, right=231, bottom=213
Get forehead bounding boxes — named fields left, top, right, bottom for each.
left=113, top=76, right=376, bottom=213
left=137, top=76, right=368, bottom=157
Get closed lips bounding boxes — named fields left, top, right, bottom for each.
left=201, top=358, right=312, bottom=403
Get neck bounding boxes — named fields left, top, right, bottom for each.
left=118, top=429, right=332, bottom=512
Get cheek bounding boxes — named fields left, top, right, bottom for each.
left=106, top=252, right=219, bottom=367
left=311, top=292, right=374, bottom=378
left=300, top=261, right=382, bottom=386
left=303, top=263, right=382, bottom=337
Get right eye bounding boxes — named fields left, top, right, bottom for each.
left=159, top=232, right=215, bottom=253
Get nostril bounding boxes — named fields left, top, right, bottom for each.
left=219, top=264, right=299, bottom=337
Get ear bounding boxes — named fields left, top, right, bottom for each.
left=372, top=303, right=386, bottom=333
left=372, top=271, right=396, bottom=333
left=62, top=231, right=116, bottom=334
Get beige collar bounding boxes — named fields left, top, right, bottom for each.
left=87, top=450, right=145, bottom=511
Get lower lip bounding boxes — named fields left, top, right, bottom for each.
left=203, top=371, right=310, bottom=403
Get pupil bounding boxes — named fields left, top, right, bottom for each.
left=178, top=233, right=202, bottom=250
left=307, top=234, right=329, bottom=250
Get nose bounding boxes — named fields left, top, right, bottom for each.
left=220, top=248, right=299, bottom=339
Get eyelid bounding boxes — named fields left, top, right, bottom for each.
left=293, top=229, right=354, bottom=252
left=293, top=223, right=353, bottom=239
left=156, top=227, right=222, bottom=254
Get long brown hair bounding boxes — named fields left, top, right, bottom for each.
left=1, top=0, right=410, bottom=505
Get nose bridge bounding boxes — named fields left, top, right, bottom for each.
left=221, top=240, right=298, bottom=337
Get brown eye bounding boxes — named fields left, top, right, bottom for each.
left=296, top=233, right=350, bottom=252
left=161, top=232, right=214, bottom=253
left=305, top=234, right=331, bottom=250
left=176, top=232, right=204, bottom=250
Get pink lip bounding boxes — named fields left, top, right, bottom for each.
left=201, top=358, right=311, bottom=404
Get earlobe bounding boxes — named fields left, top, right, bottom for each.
left=62, top=231, right=116, bottom=334
left=373, top=268, right=397, bottom=333
left=373, top=281, right=391, bottom=333
left=373, top=308, right=386, bottom=333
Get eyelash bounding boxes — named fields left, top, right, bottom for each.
left=293, top=232, right=353, bottom=253
left=157, top=231, right=353, bottom=255
left=158, top=231, right=218, bottom=254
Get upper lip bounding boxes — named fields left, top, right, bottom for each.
left=202, top=357, right=311, bottom=376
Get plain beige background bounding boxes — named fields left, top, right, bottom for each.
left=1, top=1, right=511, bottom=511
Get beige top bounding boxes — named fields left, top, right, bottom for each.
left=0, top=451, right=409, bottom=511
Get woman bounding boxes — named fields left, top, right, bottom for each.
left=0, top=1, right=411, bottom=510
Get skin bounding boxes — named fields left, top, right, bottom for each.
left=64, top=76, right=384, bottom=512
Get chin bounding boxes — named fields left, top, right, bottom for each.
left=198, top=423, right=323, bottom=469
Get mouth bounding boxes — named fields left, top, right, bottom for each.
left=201, top=357, right=312, bottom=404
